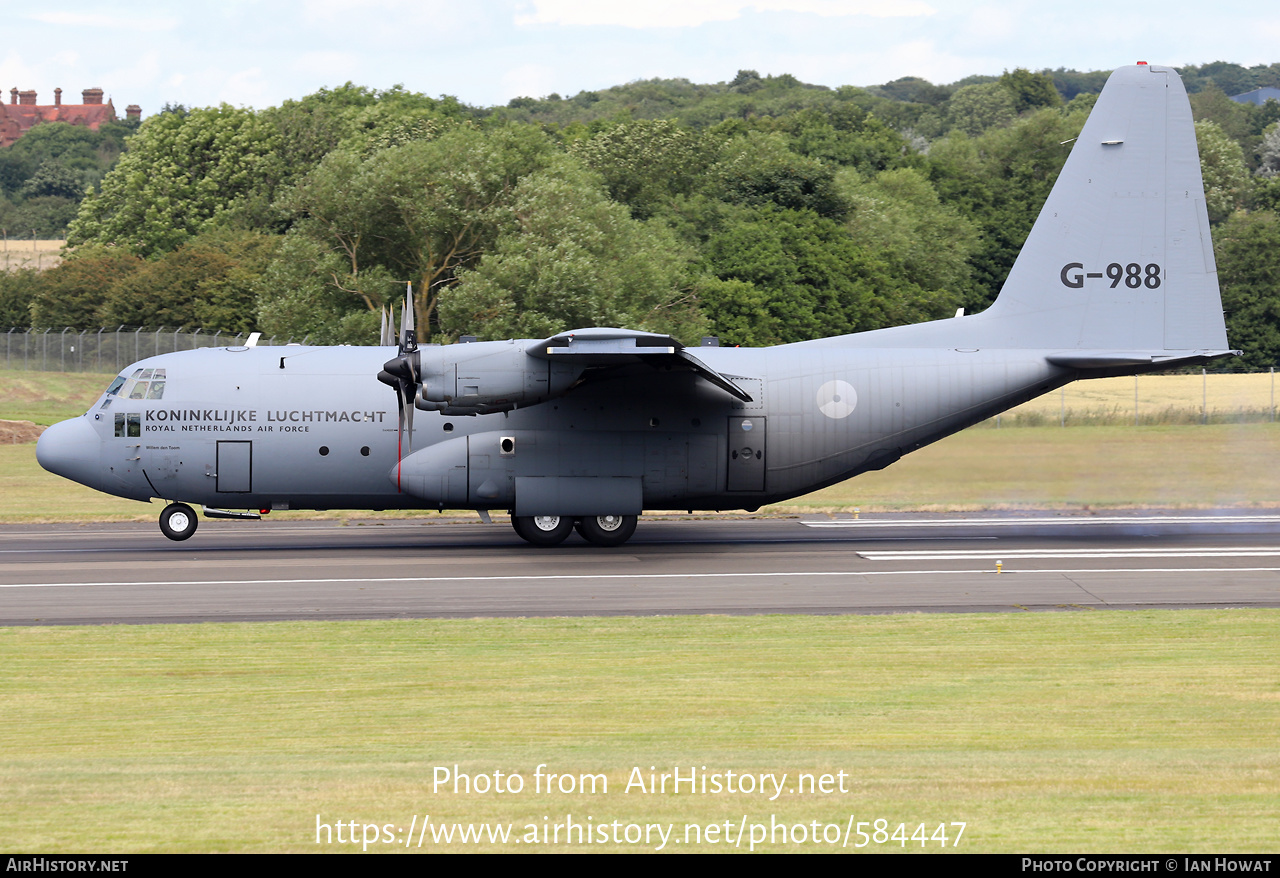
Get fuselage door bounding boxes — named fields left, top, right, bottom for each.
left=216, top=440, right=252, bottom=493
left=727, top=417, right=766, bottom=492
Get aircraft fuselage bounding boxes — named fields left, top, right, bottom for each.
left=41, top=339, right=1068, bottom=516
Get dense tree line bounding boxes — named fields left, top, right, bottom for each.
left=2, top=64, right=1279, bottom=370
left=0, top=117, right=137, bottom=237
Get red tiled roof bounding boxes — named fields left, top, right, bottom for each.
left=0, top=94, right=118, bottom=147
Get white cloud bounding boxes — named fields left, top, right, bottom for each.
left=501, top=63, right=559, bottom=99
left=292, top=51, right=364, bottom=79
left=516, top=0, right=933, bottom=29
left=217, top=68, right=271, bottom=107
left=27, top=11, right=179, bottom=32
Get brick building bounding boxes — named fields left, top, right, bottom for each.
left=0, top=87, right=141, bottom=147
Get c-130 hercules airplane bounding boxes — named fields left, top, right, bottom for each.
left=38, top=64, right=1237, bottom=546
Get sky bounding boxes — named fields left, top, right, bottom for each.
left=3, top=1, right=1277, bottom=117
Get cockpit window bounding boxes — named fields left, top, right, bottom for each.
left=105, top=376, right=126, bottom=397
left=116, top=368, right=167, bottom=401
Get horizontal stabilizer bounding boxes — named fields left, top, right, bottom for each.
left=1046, top=349, right=1240, bottom=370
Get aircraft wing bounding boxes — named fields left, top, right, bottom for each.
left=527, top=328, right=753, bottom=402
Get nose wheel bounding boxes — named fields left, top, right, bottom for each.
left=159, top=503, right=198, bottom=541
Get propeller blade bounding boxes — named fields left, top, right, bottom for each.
left=404, top=394, right=414, bottom=457
left=400, top=283, right=416, bottom=350
left=379, top=282, right=424, bottom=488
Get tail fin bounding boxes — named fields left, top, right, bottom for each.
left=978, top=63, right=1231, bottom=358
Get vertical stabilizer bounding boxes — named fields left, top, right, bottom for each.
left=979, top=64, right=1228, bottom=354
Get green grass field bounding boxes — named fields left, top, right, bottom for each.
left=3, top=370, right=1277, bottom=854
left=0, top=369, right=110, bottom=426
left=2, top=612, right=1276, bottom=852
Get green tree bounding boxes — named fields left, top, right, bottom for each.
left=776, top=106, right=917, bottom=172
left=0, top=267, right=42, bottom=327
left=96, top=230, right=278, bottom=332
left=254, top=235, right=381, bottom=345
left=19, top=160, right=83, bottom=200
left=875, top=76, right=950, bottom=105
left=1214, top=210, right=1280, bottom=370
left=1193, top=61, right=1256, bottom=97
left=68, top=105, right=283, bottom=257
left=1196, top=120, right=1251, bottom=223
left=439, top=159, right=704, bottom=341
left=999, top=68, right=1063, bottom=114
left=837, top=166, right=976, bottom=304
left=928, top=106, right=1086, bottom=309
left=274, top=124, right=556, bottom=334
left=1, top=196, right=81, bottom=237
left=27, top=247, right=141, bottom=328
left=1190, top=84, right=1253, bottom=143
left=948, top=82, right=1016, bottom=136
left=1258, top=122, right=1280, bottom=177
left=569, top=119, right=716, bottom=219
left=709, top=132, right=845, bottom=218
left=697, top=205, right=949, bottom=345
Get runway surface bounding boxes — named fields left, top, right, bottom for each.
left=4, top=512, right=1280, bottom=624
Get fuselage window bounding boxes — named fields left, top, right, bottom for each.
left=114, top=413, right=141, bottom=438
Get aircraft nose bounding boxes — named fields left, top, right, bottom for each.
left=36, top=417, right=101, bottom=489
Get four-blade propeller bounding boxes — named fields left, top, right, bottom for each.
left=376, top=285, right=420, bottom=489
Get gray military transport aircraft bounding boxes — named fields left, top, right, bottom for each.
left=37, top=63, right=1237, bottom=547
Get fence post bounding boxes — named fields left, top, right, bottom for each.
left=1202, top=368, right=1207, bottom=425
left=1134, top=375, right=1139, bottom=426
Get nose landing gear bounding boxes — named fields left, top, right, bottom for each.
left=159, top=502, right=199, bottom=541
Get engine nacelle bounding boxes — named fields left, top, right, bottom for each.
left=413, top=341, right=582, bottom=415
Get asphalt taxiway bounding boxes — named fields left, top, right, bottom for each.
left=3, top=513, right=1280, bottom=624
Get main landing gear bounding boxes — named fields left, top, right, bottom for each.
left=159, top=502, right=198, bottom=541
left=511, top=514, right=638, bottom=547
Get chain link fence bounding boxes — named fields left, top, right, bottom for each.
left=3, top=328, right=306, bottom=374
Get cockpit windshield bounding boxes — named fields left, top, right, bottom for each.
left=100, top=369, right=166, bottom=409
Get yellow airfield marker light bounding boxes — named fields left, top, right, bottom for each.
left=996, top=559, right=1003, bottom=574
left=854, top=507, right=860, bottom=520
